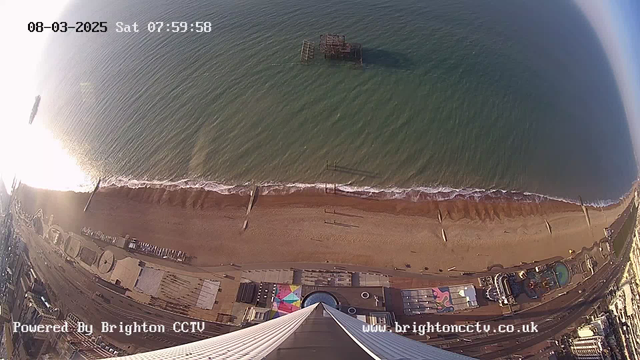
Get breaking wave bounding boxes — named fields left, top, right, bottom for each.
left=99, top=177, right=626, bottom=208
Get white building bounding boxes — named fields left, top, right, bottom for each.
left=578, top=316, right=610, bottom=338
left=571, top=336, right=608, bottom=360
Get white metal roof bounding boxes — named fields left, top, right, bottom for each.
left=108, top=303, right=318, bottom=360
left=324, top=305, right=475, bottom=360
left=107, top=303, right=474, bottom=360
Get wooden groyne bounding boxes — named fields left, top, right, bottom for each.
left=247, top=186, right=259, bottom=216
left=243, top=186, right=259, bottom=230
left=83, top=178, right=101, bottom=212
left=579, top=196, right=591, bottom=228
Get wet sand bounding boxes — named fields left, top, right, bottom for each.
left=16, top=185, right=631, bottom=272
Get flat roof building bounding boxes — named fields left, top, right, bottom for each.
left=402, top=284, right=479, bottom=315
left=571, top=336, right=608, bottom=360
left=109, top=257, right=142, bottom=290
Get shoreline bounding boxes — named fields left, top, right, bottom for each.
left=98, top=177, right=629, bottom=207
left=100, top=185, right=594, bottom=220
left=16, top=183, right=633, bottom=273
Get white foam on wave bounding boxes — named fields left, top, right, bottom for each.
left=102, top=177, right=240, bottom=194
left=100, top=177, right=624, bottom=208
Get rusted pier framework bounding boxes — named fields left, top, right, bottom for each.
left=300, top=39, right=315, bottom=63
left=300, top=34, right=363, bottom=65
left=319, top=34, right=363, bottom=65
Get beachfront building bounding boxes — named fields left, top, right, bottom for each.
left=485, top=264, right=571, bottom=306
left=570, top=336, right=610, bottom=360
left=605, top=196, right=640, bottom=360
left=578, top=316, right=610, bottom=338
left=110, top=303, right=472, bottom=360
left=401, top=284, right=479, bottom=315
left=494, top=273, right=516, bottom=306
left=10, top=292, right=60, bottom=358
left=610, top=222, right=640, bottom=360
left=237, top=282, right=390, bottom=326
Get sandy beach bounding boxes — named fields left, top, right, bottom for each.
left=16, top=185, right=631, bottom=272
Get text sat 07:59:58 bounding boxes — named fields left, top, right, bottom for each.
left=115, top=21, right=212, bottom=33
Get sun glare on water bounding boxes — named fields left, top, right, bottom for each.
left=0, top=0, right=93, bottom=193
left=2, top=122, right=94, bottom=192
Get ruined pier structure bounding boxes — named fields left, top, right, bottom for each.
left=300, top=34, right=363, bottom=65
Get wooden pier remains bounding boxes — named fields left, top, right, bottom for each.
left=300, top=34, right=363, bottom=65
left=319, top=34, right=362, bottom=65
left=300, top=40, right=315, bottom=63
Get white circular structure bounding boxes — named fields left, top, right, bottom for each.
left=97, top=250, right=115, bottom=274
left=347, top=307, right=357, bottom=315
left=360, top=291, right=370, bottom=299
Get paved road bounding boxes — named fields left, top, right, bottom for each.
left=16, top=221, right=237, bottom=353
left=201, top=258, right=567, bottom=281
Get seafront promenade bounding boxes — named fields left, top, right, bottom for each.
left=8, top=185, right=636, bottom=357
left=3, top=183, right=634, bottom=356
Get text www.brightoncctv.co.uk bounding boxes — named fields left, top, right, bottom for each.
left=362, top=322, right=539, bottom=336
